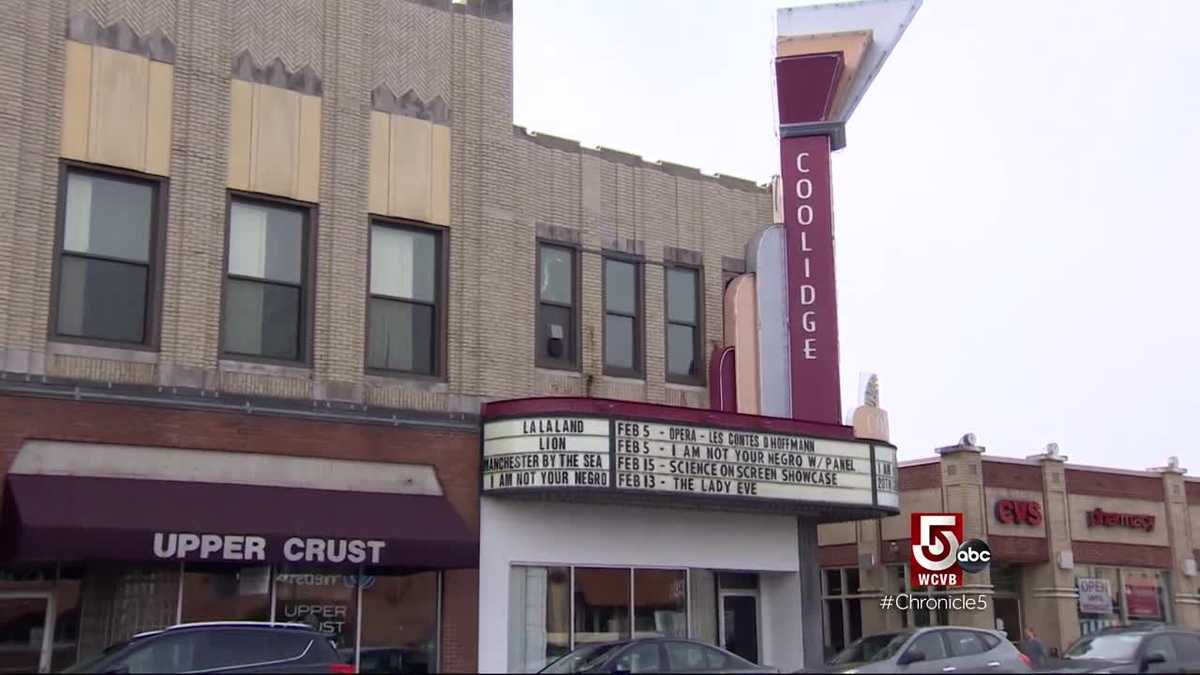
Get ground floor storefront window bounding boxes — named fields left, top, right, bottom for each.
left=0, top=564, right=440, bottom=674
left=820, top=567, right=864, bottom=658
left=1076, top=566, right=1171, bottom=637
left=888, top=564, right=949, bottom=628
left=0, top=566, right=81, bottom=673
left=509, top=566, right=690, bottom=673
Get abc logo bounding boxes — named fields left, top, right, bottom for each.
left=957, top=539, right=992, bottom=574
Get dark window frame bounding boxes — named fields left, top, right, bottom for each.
left=535, top=239, right=582, bottom=371
left=364, top=216, right=449, bottom=380
left=218, top=190, right=317, bottom=367
left=602, top=251, right=644, bottom=379
left=48, top=160, right=168, bottom=351
left=664, top=261, right=705, bottom=386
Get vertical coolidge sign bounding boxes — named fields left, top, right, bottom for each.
left=781, top=134, right=841, bottom=424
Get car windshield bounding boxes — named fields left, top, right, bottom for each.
left=1064, top=634, right=1143, bottom=661
left=540, top=643, right=625, bottom=674
left=829, top=632, right=911, bottom=665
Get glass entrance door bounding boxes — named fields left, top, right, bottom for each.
left=719, top=593, right=759, bottom=664
left=0, top=593, right=55, bottom=674
left=993, top=596, right=1022, bottom=643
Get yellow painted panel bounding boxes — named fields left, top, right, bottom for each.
left=251, top=84, right=300, bottom=199
left=89, top=46, right=149, bottom=171
left=368, top=112, right=390, bottom=215
left=227, top=79, right=254, bottom=190
left=389, top=115, right=432, bottom=222
left=430, top=123, right=451, bottom=225
left=61, top=41, right=93, bottom=161
left=144, top=61, right=173, bottom=176
left=295, top=95, right=321, bottom=202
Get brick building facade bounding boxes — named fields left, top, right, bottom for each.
left=0, top=0, right=779, bottom=671
left=816, top=440, right=1200, bottom=658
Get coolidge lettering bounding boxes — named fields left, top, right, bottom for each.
left=522, top=418, right=584, bottom=434
left=153, top=533, right=387, bottom=564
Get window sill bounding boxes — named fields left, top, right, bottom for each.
left=47, top=340, right=159, bottom=364
left=535, top=366, right=582, bottom=377
left=665, top=380, right=707, bottom=391
left=363, top=373, right=448, bottom=392
left=218, top=359, right=312, bottom=379
left=602, top=372, right=646, bottom=384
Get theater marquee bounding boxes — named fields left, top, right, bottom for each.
left=482, top=414, right=898, bottom=512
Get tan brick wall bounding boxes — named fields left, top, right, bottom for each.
left=0, top=0, right=773, bottom=415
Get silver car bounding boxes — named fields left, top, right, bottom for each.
left=539, top=638, right=778, bottom=674
left=803, top=627, right=1032, bottom=673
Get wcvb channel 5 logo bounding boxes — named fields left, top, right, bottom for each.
left=910, top=513, right=991, bottom=587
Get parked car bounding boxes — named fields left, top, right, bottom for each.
left=338, top=646, right=432, bottom=674
left=62, top=621, right=354, bottom=673
left=1041, top=624, right=1200, bottom=673
left=538, top=638, right=777, bottom=674
left=799, top=626, right=1031, bottom=673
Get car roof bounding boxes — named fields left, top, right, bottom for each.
left=912, top=626, right=1006, bottom=636
left=132, top=621, right=319, bottom=640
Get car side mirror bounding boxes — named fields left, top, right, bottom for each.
left=897, top=649, right=926, bottom=666
left=1142, top=650, right=1168, bottom=668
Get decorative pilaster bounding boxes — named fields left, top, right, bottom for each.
left=1152, top=457, right=1200, bottom=627
left=936, top=433, right=994, bottom=628
left=1025, top=443, right=1080, bottom=651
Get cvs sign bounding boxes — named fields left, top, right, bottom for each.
left=994, top=499, right=1043, bottom=526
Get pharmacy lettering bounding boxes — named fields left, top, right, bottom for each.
left=482, top=415, right=899, bottom=512
left=1085, top=508, right=1156, bottom=532
left=153, top=533, right=387, bottom=564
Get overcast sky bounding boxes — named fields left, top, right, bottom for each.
left=512, top=0, right=1200, bottom=470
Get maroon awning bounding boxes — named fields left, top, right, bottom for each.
left=0, top=474, right=477, bottom=570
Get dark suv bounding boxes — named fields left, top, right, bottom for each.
left=1046, top=624, right=1200, bottom=673
left=62, top=622, right=353, bottom=674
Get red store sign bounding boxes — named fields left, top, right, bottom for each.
left=994, top=499, right=1043, bottom=526
left=1086, top=508, right=1155, bottom=532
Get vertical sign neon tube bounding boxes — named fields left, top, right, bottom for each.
left=780, top=134, right=841, bottom=424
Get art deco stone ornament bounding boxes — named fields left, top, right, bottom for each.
left=864, top=374, right=879, bottom=408
left=850, top=372, right=889, bottom=442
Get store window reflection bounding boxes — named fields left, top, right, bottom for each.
left=509, top=566, right=570, bottom=674
left=634, top=569, right=687, bottom=638
left=509, top=565, right=692, bottom=672
left=358, top=572, right=438, bottom=674
left=574, top=568, right=631, bottom=645
left=51, top=572, right=82, bottom=672
left=180, top=565, right=270, bottom=623
left=1076, top=566, right=1171, bottom=637
left=274, top=571, right=358, bottom=651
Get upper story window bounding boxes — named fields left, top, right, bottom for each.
left=221, top=195, right=310, bottom=363
left=367, top=221, right=444, bottom=376
left=604, top=255, right=642, bottom=377
left=537, top=243, right=577, bottom=370
left=53, top=166, right=162, bottom=346
left=665, top=265, right=703, bottom=383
